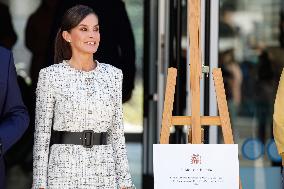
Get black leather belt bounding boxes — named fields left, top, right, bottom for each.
left=50, top=130, right=108, bottom=148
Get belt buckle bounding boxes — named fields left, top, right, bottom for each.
left=82, top=130, right=94, bottom=148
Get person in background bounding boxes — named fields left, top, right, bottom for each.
left=0, top=46, right=29, bottom=189
left=25, top=0, right=59, bottom=91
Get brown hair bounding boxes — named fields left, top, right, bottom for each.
left=54, top=5, right=97, bottom=64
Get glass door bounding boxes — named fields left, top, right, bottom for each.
left=217, top=0, right=283, bottom=188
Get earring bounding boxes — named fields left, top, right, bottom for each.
left=68, top=40, right=71, bottom=43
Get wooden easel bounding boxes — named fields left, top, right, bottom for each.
left=159, top=0, right=242, bottom=188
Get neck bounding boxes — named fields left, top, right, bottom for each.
left=69, top=54, right=96, bottom=71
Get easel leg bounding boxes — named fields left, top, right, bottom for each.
left=213, top=68, right=243, bottom=189
left=160, top=68, right=177, bottom=144
left=212, top=68, right=234, bottom=144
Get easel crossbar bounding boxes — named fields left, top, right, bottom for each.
left=171, top=116, right=221, bottom=126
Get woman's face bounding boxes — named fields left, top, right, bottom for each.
left=64, top=13, right=100, bottom=55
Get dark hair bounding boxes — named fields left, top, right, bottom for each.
left=54, top=5, right=97, bottom=64
left=220, top=2, right=237, bottom=16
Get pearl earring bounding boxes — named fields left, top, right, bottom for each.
left=68, top=40, right=71, bottom=43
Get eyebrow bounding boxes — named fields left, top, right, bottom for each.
left=78, top=24, right=99, bottom=27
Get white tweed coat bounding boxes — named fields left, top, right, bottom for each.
left=32, top=60, right=135, bottom=189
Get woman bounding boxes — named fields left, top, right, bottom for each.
left=32, top=5, right=135, bottom=189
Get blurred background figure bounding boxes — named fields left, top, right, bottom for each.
left=219, top=48, right=243, bottom=142
left=219, top=1, right=243, bottom=142
left=25, top=0, right=59, bottom=91
left=219, top=49, right=242, bottom=110
left=256, top=48, right=276, bottom=144
left=0, top=2, right=17, bottom=49
left=219, top=1, right=238, bottom=38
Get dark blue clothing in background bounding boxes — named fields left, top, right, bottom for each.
left=0, top=46, right=29, bottom=188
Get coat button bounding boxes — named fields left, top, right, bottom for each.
left=85, top=77, right=93, bottom=85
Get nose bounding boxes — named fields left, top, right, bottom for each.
left=89, top=31, right=96, bottom=38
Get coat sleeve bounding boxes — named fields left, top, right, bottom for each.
left=273, top=68, right=284, bottom=158
left=32, top=69, right=55, bottom=188
left=108, top=69, right=135, bottom=189
left=0, top=52, right=29, bottom=154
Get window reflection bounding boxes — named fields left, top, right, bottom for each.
left=219, top=0, right=284, bottom=165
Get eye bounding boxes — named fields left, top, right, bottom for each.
left=94, top=27, right=99, bottom=32
left=80, top=27, right=87, bottom=31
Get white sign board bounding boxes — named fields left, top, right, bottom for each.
left=153, top=144, right=239, bottom=189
